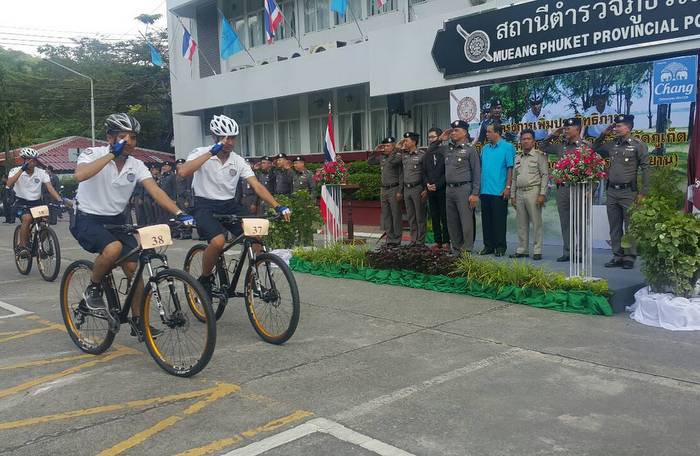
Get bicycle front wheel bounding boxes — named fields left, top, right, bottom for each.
left=244, top=253, right=300, bottom=345
left=37, top=227, right=61, bottom=282
left=13, top=225, right=32, bottom=275
left=142, top=268, right=216, bottom=377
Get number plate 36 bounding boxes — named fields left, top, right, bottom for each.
left=242, top=218, right=270, bottom=236
left=136, top=224, right=173, bottom=249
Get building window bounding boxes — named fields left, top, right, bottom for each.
left=334, top=0, right=362, bottom=25
left=308, top=91, right=332, bottom=153
left=246, top=0, right=264, bottom=47
left=304, top=0, right=330, bottom=33
left=337, top=86, right=366, bottom=151
left=276, top=0, right=296, bottom=40
left=196, top=3, right=221, bottom=77
left=370, top=109, right=387, bottom=147
left=252, top=100, right=275, bottom=156
left=277, top=96, right=301, bottom=155
left=412, top=101, right=450, bottom=146
left=368, top=0, right=397, bottom=16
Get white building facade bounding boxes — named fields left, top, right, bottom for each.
left=166, top=0, right=700, bottom=158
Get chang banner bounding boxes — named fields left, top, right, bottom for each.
left=432, top=0, right=700, bottom=78
left=652, top=55, right=697, bottom=104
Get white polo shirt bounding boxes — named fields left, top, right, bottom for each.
left=75, top=146, right=152, bottom=216
left=187, top=147, right=255, bottom=201
left=9, top=166, right=50, bottom=201
left=584, top=105, right=617, bottom=138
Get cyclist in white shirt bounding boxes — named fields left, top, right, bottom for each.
left=70, top=113, right=193, bottom=333
left=520, top=91, right=553, bottom=141
left=7, top=148, right=62, bottom=255
left=178, top=114, right=290, bottom=297
left=583, top=91, right=617, bottom=139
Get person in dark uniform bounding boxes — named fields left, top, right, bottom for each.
left=438, top=121, right=481, bottom=254
left=2, top=176, right=16, bottom=223
left=158, top=162, right=177, bottom=223
left=594, top=114, right=650, bottom=269
left=41, top=166, right=61, bottom=225
left=132, top=180, right=148, bottom=225
left=273, top=153, right=294, bottom=195
left=238, top=159, right=259, bottom=214
left=422, top=128, right=449, bottom=250
left=291, top=156, right=315, bottom=197
left=255, top=156, right=276, bottom=215
left=368, top=136, right=403, bottom=246
left=541, top=117, right=591, bottom=262
left=398, top=132, right=427, bottom=245
left=174, top=159, right=193, bottom=239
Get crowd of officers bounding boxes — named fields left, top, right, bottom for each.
left=369, top=108, right=650, bottom=270
left=127, top=152, right=315, bottom=236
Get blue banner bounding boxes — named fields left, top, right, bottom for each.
left=652, top=55, right=697, bottom=104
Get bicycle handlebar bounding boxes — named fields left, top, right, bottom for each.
left=104, top=219, right=190, bottom=234
left=212, top=213, right=283, bottom=223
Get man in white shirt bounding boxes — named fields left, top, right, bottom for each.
left=70, top=113, right=193, bottom=333
left=584, top=91, right=617, bottom=140
left=178, top=114, right=290, bottom=296
left=520, top=91, right=552, bottom=141
left=6, top=148, right=62, bottom=254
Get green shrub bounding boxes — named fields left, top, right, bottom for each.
left=347, top=160, right=379, bottom=175
left=266, top=190, right=322, bottom=249
left=346, top=173, right=381, bottom=200
left=293, top=243, right=368, bottom=269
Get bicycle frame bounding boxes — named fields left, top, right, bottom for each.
left=216, top=234, right=268, bottom=299
left=104, top=247, right=170, bottom=325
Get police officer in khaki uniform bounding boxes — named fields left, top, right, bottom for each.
left=510, top=129, right=548, bottom=260
left=367, top=137, right=403, bottom=246
left=238, top=159, right=259, bottom=214
left=541, top=117, right=591, bottom=262
left=594, top=114, right=650, bottom=269
left=291, top=156, right=315, bottom=197
left=439, top=120, right=481, bottom=254
left=255, top=156, right=275, bottom=215
left=398, top=132, right=427, bottom=245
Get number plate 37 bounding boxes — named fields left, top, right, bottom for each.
left=242, top=218, right=270, bottom=236
left=136, top=224, right=173, bottom=249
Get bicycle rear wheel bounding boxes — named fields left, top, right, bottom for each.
left=142, top=268, right=216, bottom=377
left=60, top=260, right=116, bottom=354
left=244, top=253, right=300, bottom=345
left=183, top=243, right=229, bottom=321
left=37, top=227, right=61, bottom=282
left=13, top=225, right=32, bottom=275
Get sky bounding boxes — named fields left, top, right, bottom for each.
left=0, top=0, right=168, bottom=55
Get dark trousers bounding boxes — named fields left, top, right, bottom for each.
left=3, top=193, right=15, bottom=223
left=480, top=194, right=508, bottom=251
left=428, top=189, right=449, bottom=245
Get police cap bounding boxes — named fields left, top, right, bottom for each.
left=403, top=132, right=420, bottom=141
left=450, top=120, right=470, bottom=131
left=563, top=117, right=582, bottom=127
left=614, top=114, right=635, bottom=125
left=293, top=156, right=305, bottom=163
left=381, top=136, right=396, bottom=144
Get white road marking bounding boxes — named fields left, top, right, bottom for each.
left=220, top=417, right=415, bottom=456
left=333, top=348, right=524, bottom=421
left=0, top=301, right=33, bottom=319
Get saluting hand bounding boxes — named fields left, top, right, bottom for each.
left=439, top=129, right=452, bottom=142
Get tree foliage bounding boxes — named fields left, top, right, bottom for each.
left=0, top=28, right=172, bottom=158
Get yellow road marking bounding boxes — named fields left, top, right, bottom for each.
left=0, top=353, right=94, bottom=370
left=0, top=383, right=240, bottom=431
left=0, top=346, right=138, bottom=400
left=97, top=383, right=240, bottom=456
left=176, top=410, right=314, bottom=456
left=0, top=326, right=59, bottom=343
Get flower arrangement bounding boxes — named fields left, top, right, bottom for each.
left=313, top=159, right=348, bottom=185
left=551, top=146, right=607, bottom=185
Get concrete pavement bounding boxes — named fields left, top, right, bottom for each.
left=0, top=220, right=699, bottom=455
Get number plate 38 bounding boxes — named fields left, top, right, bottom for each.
left=30, top=205, right=50, bottom=218
left=136, top=224, right=173, bottom=249
left=242, top=218, right=270, bottom=236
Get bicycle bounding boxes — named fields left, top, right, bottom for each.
left=183, top=214, right=300, bottom=345
left=13, top=202, right=63, bottom=281
left=60, top=221, right=216, bottom=377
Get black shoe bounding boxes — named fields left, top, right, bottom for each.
left=83, top=283, right=107, bottom=311
left=198, top=274, right=214, bottom=300
left=479, top=248, right=494, bottom=255
left=533, top=254, right=542, bottom=260
left=130, top=316, right=162, bottom=339
left=622, top=261, right=635, bottom=270
left=556, top=255, right=570, bottom=262
left=604, top=259, right=624, bottom=268
left=509, top=253, right=528, bottom=258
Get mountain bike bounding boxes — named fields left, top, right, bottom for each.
left=184, top=214, right=300, bottom=345
left=60, top=222, right=216, bottom=377
left=13, top=202, right=63, bottom=281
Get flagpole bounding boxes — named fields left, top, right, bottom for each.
left=174, top=15, right=218, bottom=76
left=280, top=12, right=303, bottom=50
left=217, top=8, right=256, bottom=64
left=348, top=6, right=365, bottom=41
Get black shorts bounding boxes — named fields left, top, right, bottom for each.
left=14, top=198, right=43, bottom=217
left=69, top=211, right=139, bottom=260
left=192, top=197, right=251, bottom=242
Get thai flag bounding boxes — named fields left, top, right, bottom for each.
left=323, top=108, right=336, bottom=162
left=182, top=29, right=197, bottom=62
left=264, top=0, right=284, bottom=44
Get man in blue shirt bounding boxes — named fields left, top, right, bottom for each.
left=480, top=123, right=515, bottom=256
